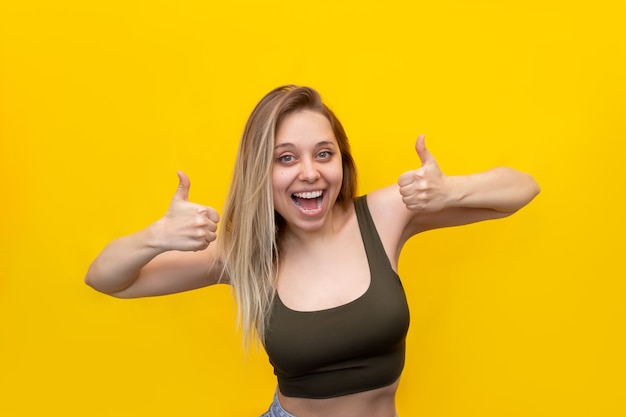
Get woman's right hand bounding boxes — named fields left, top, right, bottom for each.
left=85, top=171, right=223, bottom=297
left=152, top=171, right=220, bottom=252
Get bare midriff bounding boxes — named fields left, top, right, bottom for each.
left=277, top=378, right=399, bottom=417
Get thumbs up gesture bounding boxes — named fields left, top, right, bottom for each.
left=397, top=135, right=450, bottom=213
left=156, top=171, right=220, bottom=251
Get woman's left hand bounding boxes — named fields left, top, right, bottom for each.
left=397, top=135, right=451, bottom=213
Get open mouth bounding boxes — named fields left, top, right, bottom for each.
left=291, top=190, right=324, bottom=212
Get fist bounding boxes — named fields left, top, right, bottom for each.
left=156, top=171, right=220, bottom=251
left=397, top=135, right=449, bottom=213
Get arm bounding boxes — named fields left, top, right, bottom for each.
left=367, top=135, right=539, bottom=263
left=397, top=135, right=540, bottom=235
left=85, top=171, right=225, bottom=298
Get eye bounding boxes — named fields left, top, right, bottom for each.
left=317, top=151, right=332, bottom=159
left=277, top=154, right=295, bottom=163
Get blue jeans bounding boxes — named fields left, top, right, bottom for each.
left=259, top=391, right=296, bottom=417
left=259, top=390, right=398, bottom=417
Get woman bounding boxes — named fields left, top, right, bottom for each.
left=85, top=85, right=540, bottom=417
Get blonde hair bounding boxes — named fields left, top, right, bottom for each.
left=218, top=85, right=357, bottom=347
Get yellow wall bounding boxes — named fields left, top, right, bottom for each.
left=1, top=1, right=624, bottom=416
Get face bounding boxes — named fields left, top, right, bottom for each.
left=272, top=110, right=344, bottom=234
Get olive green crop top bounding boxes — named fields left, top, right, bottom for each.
left=263, top=195, right=411, bottom=399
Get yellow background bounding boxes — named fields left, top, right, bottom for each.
left=1, top=1, right=624, bottom=416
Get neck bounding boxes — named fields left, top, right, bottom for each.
left=280, top=202, right=350, bottom=248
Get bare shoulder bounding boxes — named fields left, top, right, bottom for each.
left=363, top=185, right=414, bottom=267
left=365, top=185, right=412, bottom=228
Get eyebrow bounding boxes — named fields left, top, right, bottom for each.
left=274, top=140, right=336, bottom=150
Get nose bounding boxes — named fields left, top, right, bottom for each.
left=298, top=158, right=321, bottom=182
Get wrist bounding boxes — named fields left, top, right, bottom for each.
left=144, top=220, right=171, bottom=253
left=444, top=175, right=468, bottom=208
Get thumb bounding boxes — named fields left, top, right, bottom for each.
left=415, top=134, right=433, bottom=166
left=174, top=170, right=190, bottom=201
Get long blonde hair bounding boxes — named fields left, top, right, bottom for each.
left=218, top=85, right=357, bottom=346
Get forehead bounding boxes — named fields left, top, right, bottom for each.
left=275, top=110, right=336, bottom=146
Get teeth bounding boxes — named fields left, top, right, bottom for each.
left=293, top=191, right=323, bottom=199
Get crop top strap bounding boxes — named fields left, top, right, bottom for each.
left=354, top=195, right=394, bottom=272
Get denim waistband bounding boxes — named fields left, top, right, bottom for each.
left=259, top=390, right=398, bottom=417
left=259, top=390, right=296, bottom=417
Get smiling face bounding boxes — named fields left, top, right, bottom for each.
left=272, top=110, right=344, bottom=235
